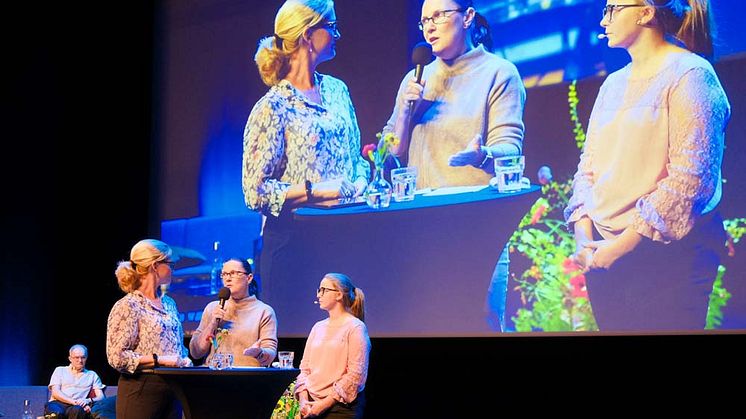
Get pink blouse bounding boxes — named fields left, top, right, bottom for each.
left=565, top=51, right=730, bottom=242
left=295, top=315, right=370, bottom=404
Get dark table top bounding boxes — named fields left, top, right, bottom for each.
left=295, top=184, right=541, bottom=218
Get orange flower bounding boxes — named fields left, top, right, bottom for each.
left=529, top=204, right=547, bottom=225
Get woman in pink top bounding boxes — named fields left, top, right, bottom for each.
left=565, top=0, right=729, bottom=330
left=296, top=273, right=370, bottom=418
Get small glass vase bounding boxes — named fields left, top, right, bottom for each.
left=364, top=168, right=392, bottom=209
left=208, top=351, right=233, bottom=370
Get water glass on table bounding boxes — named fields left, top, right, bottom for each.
left=278, top=351, right=294, bottom=369
left=493, top=155, right=525, bottom=193
left=391, top=166, right=417, bottom=202
left=208, top=352, right=234, bottom=370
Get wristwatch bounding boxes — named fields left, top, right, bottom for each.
left=305, top=180, right=313, bottom=201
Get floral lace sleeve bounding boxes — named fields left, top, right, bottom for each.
left=331, top=322, right=370, bottom=404
left=242, top=97, right=291, bottom=217
left=630, top=67, right=729, bottom=242
left=106, top=298, right=142, bottom=374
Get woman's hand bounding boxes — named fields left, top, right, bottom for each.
left=399, top=77, right=426, bottom=118
left=158, top=355, right=192, bottom=368
left=313, top=178, right=356, bottom=200
left=448, top=134, right=485, bottom=167
left=571, top=216, right=595, bottom=271
left=353, top=178, right=368, bottom=197
left=571, top=247, right=593, bottom=272
left=585, top=229, right=642, bottom=271
left=158, top=355, right=180, bottom=367
left=302, top=396, right=336, bottom=418
left=209, top=306, right=227, bottom=329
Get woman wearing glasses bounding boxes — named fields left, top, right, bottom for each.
left=295, top=273, right=370, bottom=418
left=189, top=258, right=278, bottom=367
left=383, top=0, right=526, bottom=332
left=244, top=0, right=369, bottom=305
left=565, top=0, right=730, bottom=330
left=107, top=239, right=192, bottom=419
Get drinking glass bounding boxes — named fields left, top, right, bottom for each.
left=391, top=166, right=418, bottom=202
left=278, top=351, right=294, bottom=369
left=493, top=155, right=525, bottom=193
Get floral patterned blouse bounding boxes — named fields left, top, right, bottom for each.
left=564, top=51, right=730, bottom=242
left=242, top=73, right=370, bottom=217
left=106, top=291, right=190, bottom=374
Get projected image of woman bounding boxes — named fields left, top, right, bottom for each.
left=296, top=273, right=370, bottom=419
left=565, top=0, right=730, bottom=330
left=382, top=0, right=526, bottom=331
left=243, top=0, right=369, bottom=295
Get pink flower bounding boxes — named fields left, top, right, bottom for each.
left=562, top=257, right=581, bottom=274
left=362, top=143, right=377, bottom=160
left=569, top=274, right=587, bottom=298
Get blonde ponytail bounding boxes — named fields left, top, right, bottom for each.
left=253, top=0, right=334, bottom=86
left=350, top=287, right=366, bottom=322
left=114, top=239, right=172, bottom=293
left=649, top=0, right=715, bottom=60
left=255, top=36, right=291, bottom=87
left=677, top=0, right=714, bottom=60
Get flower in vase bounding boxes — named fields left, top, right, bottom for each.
left=363, top=132, right=400, bottom=172
left=210, top=328, right=230, bottom=351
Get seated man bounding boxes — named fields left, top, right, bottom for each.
left=45, top=344, right=104, bottom=419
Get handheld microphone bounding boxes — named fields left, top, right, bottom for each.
left=408, top=42, right=433, bottom=116
left=597, top=34, right=608, bottom=39
left=216, top=287, right=231, bottom=327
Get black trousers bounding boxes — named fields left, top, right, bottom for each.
left=314, top=391, right=366, bottom=419
left=45, top=400, right=88, bottom=419
left=586, top=212, right=725, bottom=331
left=116, top=374, right=181, bottom=419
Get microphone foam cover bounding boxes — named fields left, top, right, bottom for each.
left=412, top=42, right=433, bottom=66
left=218, top=287, right=231, bottom=300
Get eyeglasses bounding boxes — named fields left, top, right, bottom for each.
left=313, top=21, right=340, bottom=36
left=418, top=9, right=464, bottom=31
left=317, top=286, right=340, bottom=296
left=602, top=4, right=645, bottom=23
left=70, top=356, right=87, bottom=360
left=220, top=270, right=247, bottom=279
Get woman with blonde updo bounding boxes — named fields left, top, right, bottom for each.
left=565, top=0, right=730, bottom=330
left=243, top=0, right=369, bottom=298
left=106, top=239, right=192, bottom=419
left=295, top=273, right=370, bottom=418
